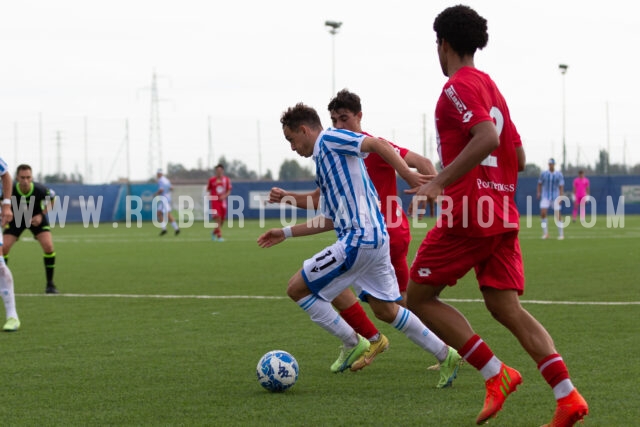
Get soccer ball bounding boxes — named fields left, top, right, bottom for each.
left=256, top=350, right=299, bottom=392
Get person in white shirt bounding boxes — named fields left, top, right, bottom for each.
left=155, top=169, right=180, bottom=236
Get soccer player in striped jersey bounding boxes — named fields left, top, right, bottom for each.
left=257, top=103, right=461, bottom=388
left=268, top=89, right=439, bottom=372
left=0, top=157, right=20, bottom=331
left=537, top=158, right=566, bottom=239
left=405, top=5, right=588, bottom=426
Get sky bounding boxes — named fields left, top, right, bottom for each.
left=1, top=0, right=638, bottom=183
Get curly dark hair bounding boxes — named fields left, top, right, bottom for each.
left=327, top=89, right=362, bottom=114
left=433, top=5, right=488, bottom=57
left=280, top=103, right=322, bottom=131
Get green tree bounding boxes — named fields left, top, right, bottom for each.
left=595, top=149, right=609, bottom=175
left=216, top=156, right=257, bottom=180
left=278, top=159, right=314, bottom=181
left=44, top=173, right=83, bottom=184
left=262, top=169, right=274, bottom=181
left=520, top=163, right=541, bottom=177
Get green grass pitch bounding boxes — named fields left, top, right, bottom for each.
left=1, top=214, right=638, bottom=426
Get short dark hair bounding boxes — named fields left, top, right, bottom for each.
left=434, top=5, right=488, bottom=57
left=327, top=89, right=362, bottom=114
left=16, top=164, right=32, bottom=176
left=215, top=164, right=224, bottom=170
left=280, top=103, right=322, bottom=131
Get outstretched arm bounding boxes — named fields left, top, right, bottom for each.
left=404, top=150, right=438, bottom=176
left=361, top=137, right=429, bottom=188
left=269, top=187, right=321, bottom=210
left=257, top=215, right=334, bottom=248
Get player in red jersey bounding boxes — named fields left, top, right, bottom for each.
left=269, top=90, right=442, bottom=373
left=405, top=5, right=588, bottom=426
left=206, top=164, right=232, bottom=241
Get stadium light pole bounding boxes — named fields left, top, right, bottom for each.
left=325, top=20, right=342, bottom=95
left=559, top=63, right=568, bottom=172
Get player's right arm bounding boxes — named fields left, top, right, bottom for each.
left=406, top=120, right=498, bottom=201
left=269, top=187, right=320, bottom=210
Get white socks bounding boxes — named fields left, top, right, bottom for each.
left=297, top=294, right=357, bottom=346
left=0, top=263, right=18, bottom=319
left=391, top=306, right=448, bottom=361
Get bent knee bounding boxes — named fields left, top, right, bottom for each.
left=286, top=273, right=309, bottom=301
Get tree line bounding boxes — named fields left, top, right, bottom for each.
left=40, top=148, right=640, bottom=184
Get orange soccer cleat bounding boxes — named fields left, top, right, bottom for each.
left=541, top=388, right=589, bottom=427
left=476, top=363, right=523, bottom=425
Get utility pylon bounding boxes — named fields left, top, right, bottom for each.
left=148, top=71, right=162, bottom=178
left=56, top=130, right=63, bottom=177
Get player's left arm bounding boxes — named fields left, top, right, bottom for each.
left=257, top=215, right=334, bottom=248
left=43, top=187, right=56, bottom=213
left=402, top=150, right=437, bottom=217
left=221, top=180, right=232, bottom=200
left=403, top=150, right=438, bottom=176
left=32, top=186, right=55, bottom=227
left=361, top=137, right=428, bottom=188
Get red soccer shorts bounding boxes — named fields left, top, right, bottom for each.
left=410, top=227, right=524, bottom=294
left=210, top=201, right=227, bottom=220
left=387, top=216, right=411, bottom=293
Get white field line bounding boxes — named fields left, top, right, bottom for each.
left=16, top=293, right=640, bottom=305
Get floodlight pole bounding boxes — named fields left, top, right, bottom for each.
left=325, top=20, right=342, bottom=95
left=559, top=63, right=568, bottom=172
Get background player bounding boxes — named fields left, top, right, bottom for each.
left=3, top=164, right=59, bottom=294
left=0, top=157, right=20, bottom=330
left=155, top=169, right=180, bottom=236
left=537, top=158, right=565, bottom=239
left=206, top=164, right=232, bottom=241
left=571, top=170, right=590, bottom=222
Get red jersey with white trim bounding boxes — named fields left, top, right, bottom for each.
left=435, top=66, right=521, bottom=236
left=362, top=132, right=409, bottom=229
left=207, top=176, right=232, bottom=200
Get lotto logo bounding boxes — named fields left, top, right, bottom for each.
left=417, top=268, right=432, bottom=277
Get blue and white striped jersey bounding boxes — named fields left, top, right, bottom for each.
left=0, top=157, right=8, bottom=177
left=538, top=170, right=564, bottom=200
left=157, top=175, right=173, bottom=203
left=313, top=128, right=386, bottom=248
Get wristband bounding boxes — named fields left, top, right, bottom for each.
left=282, top=226, right=293, bottom=239
left=1, top=198, right=10, bottom=206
